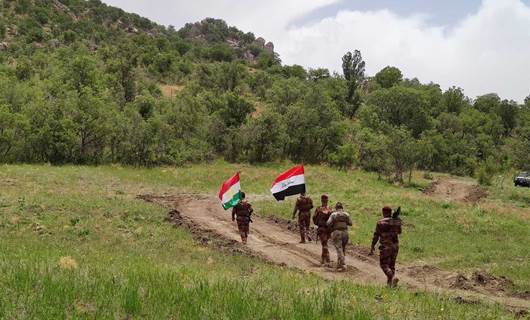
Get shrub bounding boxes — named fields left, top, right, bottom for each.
left=477, top=158, right=499, bottom=186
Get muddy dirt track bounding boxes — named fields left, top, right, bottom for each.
left=139, top=194, right=528, bottom=312
left=423, top=177, right=489, bottom=203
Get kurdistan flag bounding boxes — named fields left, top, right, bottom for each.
left=218, top=172, right=242, bottom=210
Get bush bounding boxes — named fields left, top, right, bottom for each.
left=329, top=143, right=356, bottom=170
left=477, top=158, right=499, bottom=186
left=15, top=60, right=32, bottom=81
left=423, top=172, right=434, bottom=180
left=0, top=22, right=6, bottom=40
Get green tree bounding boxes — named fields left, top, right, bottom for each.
left=242, top=110, right=287, bottom=163
left=72, top=89, right=114, bottom=163
left=68, top=55, right=99, bottom=92
left=442, top=87, right=468, bottom=114
left=219, top=62, right=247, bottom=92
left=374, top=66, right=402, bottom=89
left=496, top=100, right=518, bottom=135
left=509, top=108, right=530, bottom=170
left=329, top=143, right=356, bottom=171
left=0, top=21, right=6, bottom=40
left=267, top=78, right=306, bottom=114
left=0, top=105, right=29, bottom=162
left=474, top=93, right=500, bottom=113
left=216, top=93, right=254, bottom=128
left=387, top=127, right=419, bottom=184
left=365, top=86, right=431, bottom=137
left=285, top=87, right=345, bottom=163
left=15, top=60, right=32, bottom=81
left=354, top=128, right=391, bottom=179
left=207, top=43, right=234, bottom=62
left=477, top=157, right=500, bottom=186
left=342, top=50, right=365, bottom=117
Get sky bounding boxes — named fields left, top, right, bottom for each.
left=102, top=0, right=530, bottom=102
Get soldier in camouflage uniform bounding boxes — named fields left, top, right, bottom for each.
left=369, top=206, right=402, bottom=287
left=292, top=192, right=314, bottom=243
left=313, top=195, right=332, bottom=265
left=327, top=202, right=352, bottom=271
left=231, top=192, right=253, bottom=244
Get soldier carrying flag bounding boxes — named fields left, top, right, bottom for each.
left=219, top=172, right=253, bottom=244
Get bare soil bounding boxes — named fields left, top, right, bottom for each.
left=423, top=178, right=488, bottom=203
left=138, top=193, right=528, bottom=312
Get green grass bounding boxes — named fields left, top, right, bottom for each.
left=0, top=163, right=527, bottom=319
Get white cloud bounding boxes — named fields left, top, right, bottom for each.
left=279, top=0, right=530, bottom=101
left=104, top=0, right=530, bottom=101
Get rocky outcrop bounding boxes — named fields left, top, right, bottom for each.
left=265, top=42, right=274, bottom=53
left=180, top=19, right=276, bottom=63
left=243, top=51, right=255, bottom=63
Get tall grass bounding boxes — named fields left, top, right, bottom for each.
left=0, top=164, right=525, bottom=319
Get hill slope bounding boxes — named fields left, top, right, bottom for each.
left=0, top=0, right=529, bottom=180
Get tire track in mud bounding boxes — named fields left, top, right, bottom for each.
left=139, top=193, right=529, bottom=312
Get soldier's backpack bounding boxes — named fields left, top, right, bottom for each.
left=297, top=197, right=313, bottom=211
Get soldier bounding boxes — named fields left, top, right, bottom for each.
left=231, top=192, right=253, bottom=244
left=326, top=202, right=352, bottom=271
left=292, top=192, right=314, bottom=243
left=369, top=206, right=402, bottom=287
left=313, top=194, right=332, bottom=265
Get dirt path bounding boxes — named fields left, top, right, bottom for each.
left=139, top=194, right=528, bottom=312
left=424, top=177, right=488, bottom=203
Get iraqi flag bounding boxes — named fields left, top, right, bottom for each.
left=218, top=172, right=242, bottom=210
left=271, top=165, right=306, bottom=201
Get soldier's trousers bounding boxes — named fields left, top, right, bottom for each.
left=379, top=244, right=399, bottom=279
left=317, top=229, right=331, bottom=263
left=237, top=221, right=249, bottom=243
left=331, top=230, right=349, bottom=267
left=298, top=211, right=311, bottom=242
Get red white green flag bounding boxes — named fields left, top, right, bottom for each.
left=218, top=172, right=242, bottom=210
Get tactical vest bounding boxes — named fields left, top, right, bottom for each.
left=332, top=213, right=350, bottom=231
left=378, top=218, right=401, bottom=244
left=297, top=197, right=313, bottom=212
left=314, top=207, right=331, bottom=227
left=234, top=202, right=251, bottom=218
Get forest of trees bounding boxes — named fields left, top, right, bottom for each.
left=1, top=0, right=530, bottom=184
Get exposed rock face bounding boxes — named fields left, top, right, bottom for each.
left=243, top=50, right=255, bottom=63
left=0, top=42, right=9, bottom=51
left=265, top=42, right=274, bottom=53
left=255, top=37, right=266, bottom=46
left=126, top=26, right=139, bottom=33
left=52, top=0, right=77, bottom=20
left=226, top=38, right=239, bottom=48
left=180, top=19, right=276, bottom=62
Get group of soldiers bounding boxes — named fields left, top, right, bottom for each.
left=231, top=192, right=402, bottom=287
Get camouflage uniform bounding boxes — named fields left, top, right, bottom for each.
left=232, top=200, right=253, bottom=244
left=293, top=195, right=314, bottom=243
left=371, top=215, right=402, bottom=286
left=313, top=203, right=332, bottom=264
left=327, top=207, right=352, bottom=270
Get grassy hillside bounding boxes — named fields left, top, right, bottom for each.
left=0, top=164, right=527, bottom=319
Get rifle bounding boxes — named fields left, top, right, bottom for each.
left=392, top=206, right=401, bottom=219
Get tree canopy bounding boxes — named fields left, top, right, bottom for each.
left=0, top=0, right=528, bottom=181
